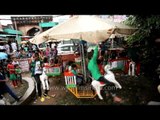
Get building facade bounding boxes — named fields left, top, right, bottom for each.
left=11, top=16, right=53, bottom=36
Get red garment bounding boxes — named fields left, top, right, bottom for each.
left=125, top=60, right=130, bottom=74
left=136, top=62, right=140, bottom=75
left=7, top=64, right=15, bottom=74
left=53, top=64, right=60, bottom=67
left=100, top=81, right=105, bottom=84
left=98, top=64, right=105, bottom=75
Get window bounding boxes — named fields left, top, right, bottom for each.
left=61, top=46, right=71, bottom=51
left=62, top=40, right=72, bottom=44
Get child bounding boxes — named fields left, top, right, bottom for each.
left=15, top=64, right=23, bottom=85
left=71, top=64, right=84, bottom=85
left=65, top=61, right=74, bottom=72
left=49, top=58, right=55, bottom=67
left=40, top=57, right=51, bottom=99
left=7, top=60, right=18, bottom=88
left=12, top=57, right=19, bottom=66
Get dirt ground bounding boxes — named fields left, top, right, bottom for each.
left=27, top=72, right=159, bottom=105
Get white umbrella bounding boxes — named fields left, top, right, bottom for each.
left=29, top=28, right=56, bottom=45
left=30, top=15, right=116, bottom=44
left=45, top=39, right=70, bottom=43
left=104, top=19, right=137, bottom=35
left=30, top=16, right=137, bottom=45
left=44, top=15, right=116, bottom=43
left=44, top=16, right=137, bottom=43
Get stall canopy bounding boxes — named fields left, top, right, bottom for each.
left=30, top=15, right=137, bottom=45
left=39, top=22, right=58, bottom=28
left=3, top=28, right=22, bottom=35
left=104, top=19, right=137, bottom=35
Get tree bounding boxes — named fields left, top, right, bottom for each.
left=124, top=15, right=160, bottom=78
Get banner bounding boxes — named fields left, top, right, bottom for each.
left=18, top=58, right=29, bottom=72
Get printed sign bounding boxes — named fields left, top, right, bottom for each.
left=18, top=59, right=29, bottom=72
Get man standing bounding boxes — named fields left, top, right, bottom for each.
left=88, top=44, right=122, bottom=103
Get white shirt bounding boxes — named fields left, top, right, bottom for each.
left=11, top=42, right=17, bottom=51
left=34, top=61, right=42, bottom=75
left=32, top=45, right=36, bottom=51
left=0, top=45, right=4, bottom=50
left=4, top=44, right=10, bottom=54
left=12, top=61, right=19, bottom=65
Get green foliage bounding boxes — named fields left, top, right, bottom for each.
left=124, top=15, right=160, bottom=77
left=124, top=15, right=160, bottom=44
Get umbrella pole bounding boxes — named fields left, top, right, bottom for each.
left=111, top=38, right=114, bottom=48
left=79, top=41, right=87, bottom=83
left=81, top=43, right=87, bottom=82
left=80, top=44, right=84, bottom=79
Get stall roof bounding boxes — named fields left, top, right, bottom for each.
left=39, top=22, right=58, bottom=28
left=3, top=28, right=22, bottom=35
left=0, top=34, right=16, bottom=37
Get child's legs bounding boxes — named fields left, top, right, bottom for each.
left=45, top=79, right=49, bottom=90
left=76, top=76, right=83, bottom=84
left=40, top=77, right=46, bottom=90
left=18, top=74, right=23, bottom=84
left=11, top=80, right=16, bottom=87
left=10, top=74, right=17, bottom=87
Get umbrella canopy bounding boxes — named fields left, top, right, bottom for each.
left=45, top=39, right=70, bottom=43
left=104, top=19, right=137, bottom=35
left=30, top=15, right=137, bottom=45
left=0, top=52, right=8, bottom=60
left=30, top=15, right=116, bottom=44
left=44, top=16, right=137, bottom=43
left=29, top=28, right=56, bottom=45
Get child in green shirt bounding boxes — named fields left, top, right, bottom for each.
left=15, top=64, right=23, bottom=84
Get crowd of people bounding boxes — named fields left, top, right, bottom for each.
left=0, top=38, right=60, bottom=104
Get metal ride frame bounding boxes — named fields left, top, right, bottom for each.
left=64, top=40, right=97, bottom=98
left=64, top=71, right=96, bottom=98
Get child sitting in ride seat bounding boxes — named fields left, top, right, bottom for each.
left=64, top=61, right=74, bottom=72
left=49, top=58, right=55, bottom=67
left=71, top=64, right=84, bottom=85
